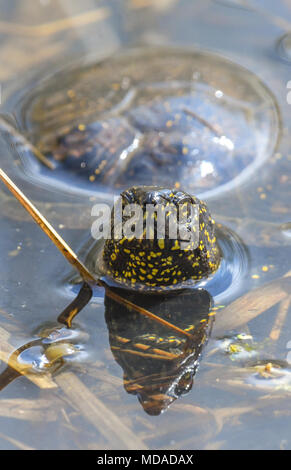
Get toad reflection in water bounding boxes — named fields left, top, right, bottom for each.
left=105, top=287, right=213, bottom=415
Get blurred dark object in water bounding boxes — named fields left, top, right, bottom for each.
left=105, top=287, right=213, bottom=415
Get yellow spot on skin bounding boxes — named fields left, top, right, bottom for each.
left=262, top=266, right=269, bottom=272
left=174, top=182, right=180, bottom=189
left=89, top=175, right=95, bottom=182
left=158, top=239, right=165, bottom=250
left=260, top=193, right=267, bottom=200
left=182, top=146, right=189, bottom=155
left=166, top=120, right=173, bottom=128
left=171, top=240, right=180, bottom=250
left=78, top=124, right=86, bottom=131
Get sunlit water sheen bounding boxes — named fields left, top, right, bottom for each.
left=0, top=0, right=290, bottom=451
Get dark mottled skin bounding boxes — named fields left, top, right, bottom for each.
left=102, top=186, right=221, bottom=292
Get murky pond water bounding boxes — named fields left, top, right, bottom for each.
left=0, top=0, right=290, bottom=450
